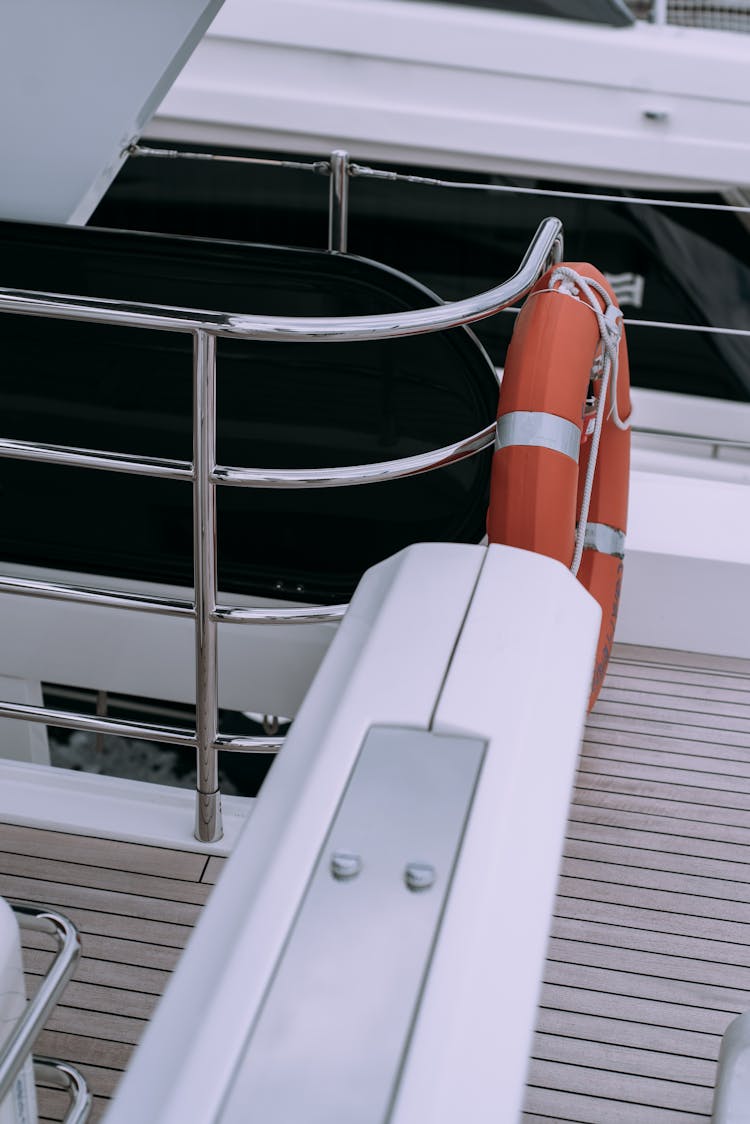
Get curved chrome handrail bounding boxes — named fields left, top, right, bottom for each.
left=34, top=1057, right=92, bottom=1124
left=0, top=218, right=562, bottom=341
left=0, top=905, right=83, bottom=1105
left=0, top=215, right=563, bottom=841
left=213, top=422, right=496, bottom=489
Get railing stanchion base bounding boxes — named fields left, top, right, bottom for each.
left=195, top=788, right=223, bottom=844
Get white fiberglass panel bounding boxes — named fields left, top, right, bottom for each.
left=0, top=0, right=224, bottom=224
left=391, top=544, right=600, bottom=1124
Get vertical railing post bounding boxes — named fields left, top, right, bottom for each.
left=328, top=150, right=350, bottom=253
left=193, top=329, right=222, bottom=843
left=651, top=0, right=668, bottom=24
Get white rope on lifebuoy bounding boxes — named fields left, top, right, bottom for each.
left=547, top=267, right=631, bottom=578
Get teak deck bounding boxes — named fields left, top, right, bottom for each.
left=2, top=642, right=749, bottom=1122
left=0, top=824, right=225, bottom=1123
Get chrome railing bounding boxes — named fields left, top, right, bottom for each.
left=0, top=213, right=563, bottom=843
left=0, top=905, right=90, bottom=1122
left=627, top=1, right=750, bottom=32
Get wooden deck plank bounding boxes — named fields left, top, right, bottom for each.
left=15, top=899, right=194, bottom=948
left=22, top=928, right=181, bottom=972
left=41, top=1004, right=147, bottom=1047
left=27, top=973, right=160, bottom=1021
left=4, top=643, right=749, bottom=1121
left=603, top=674, right=750, bottom=707
left=611, top=643, right=750, bottom=676
left=523, top=645, right=750, bottom=1122
left=0, top=821, right=216, bottom=1122
left=539, top=983, right=737, bottom=1036
left=534, top=1008, right=720, bottom=1061
left=0, top=848, right=213, bottom=904
left=0, top=872, right=203, bottom=927
left=202, top=855, right=226, bottom=885
left=584, top=714, right=750, bottom=750
left=583, top=726, right=750, bottom=763
left=34, top=1030, right=131, bottom=1072
left=573, top=777, right=750, bottom=820
left=577, top=757, right=750, bottom=797
left=550, top=915, right=750, bottom=970
left=560, top=855, right=750, bottom=907
left=570, top=789, right=750, bottom=838
left=529, top=1059, right=711, bottom=1113
left=543, top=961, right=750, bottom=1018
left=0, top=822, right=206, bottom=880
left=24, top=946, right=170, bottom=994
left=546, top=936, right=750, bottom=991
left=532, top=1033, right=716, bottom=1086
left=590, top=697, right=750, bottom=729
left=37, top=1088, right=110, bottom=1124
left=580, top=743, right=750, bottom=780
left=565, top=835, right=750, bottom=884
left=524, top=1086, right=708, bottom=1123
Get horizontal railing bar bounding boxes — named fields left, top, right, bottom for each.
left=350, top=162, right=750, bottom=215
left=622, top=316, right=750, bottom=339
left=213, top=734, right=284, bottom=754
left=127, top=143, right=330, bottom=175
left=212, top=422, right=496, bottom=488
left=0, top=436, right=193, bottom=480
left=0, top=700, right=196, bottom=748
left=633, top=426, right=750, bottom=450
left=0, top=217, right=562, bottom=341
left=0, top=701, right=283, bottom=754
left=212, top=603, right=346, bottom=624
left=128, top=145, right=750, bottom=217
left=0, top=575, right=195, bottom=618
left=501, top=304, right=750, bottom=339
left=0, top=575, right=349, bottom=626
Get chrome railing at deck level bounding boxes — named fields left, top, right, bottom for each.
left=0, top=201, right=563, bottom=843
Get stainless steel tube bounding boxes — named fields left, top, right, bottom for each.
left=212, top=603, right=347, bottom=625
left=328, top=149, right=350, bottom=252
left=212, top=422, right=495, bottom=489
left=34, top=1058, right=92, bottom=1124
left=213, top=733, right=285, bottom=754
left=0, top=217, right=563, bottom=342
left=0, top=699, right=195, bottom=747
left=0, top=907, right=81, bottom=1106
left=193, top=330, right=222, bottom=843
left=0, top=574, right=194, bottom=618
left=0, top=436, right=192, bottom=480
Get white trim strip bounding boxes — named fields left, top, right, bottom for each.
left=495, top=411, right=581, bottom=463
left=583, top=522, right=626, bottom=558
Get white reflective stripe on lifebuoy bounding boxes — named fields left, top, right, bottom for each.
left=494, top=411, right=581, bottom=463
left=583, top=522, right=626, bottom=558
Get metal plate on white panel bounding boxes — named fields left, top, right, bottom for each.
left=219, top=725, right=485, bottom=1124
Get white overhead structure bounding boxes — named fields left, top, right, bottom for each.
left=0, top=0, right=225, bottom=224
left=149, top=0, right=750, bottom=190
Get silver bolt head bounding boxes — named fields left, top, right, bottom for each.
left=330, top=851, right=362, bottom=881
left=404, top=862, right=436, bottom=892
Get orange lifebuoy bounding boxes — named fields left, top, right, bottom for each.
left=486, top=262, right=631, bottom=710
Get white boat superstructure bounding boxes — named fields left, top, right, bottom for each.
left=148, top=0, right=750, bottom=191
left=1, top=3, right=750, bottom=1122
left=0, top=0, right=224, bottom=225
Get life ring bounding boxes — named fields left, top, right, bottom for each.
left=486, top=262, right=631, bottom=710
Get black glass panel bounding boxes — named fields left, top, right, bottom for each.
left=92, top=145, right=750, bottom=402
left=0, top=221, right=498, bottom=600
